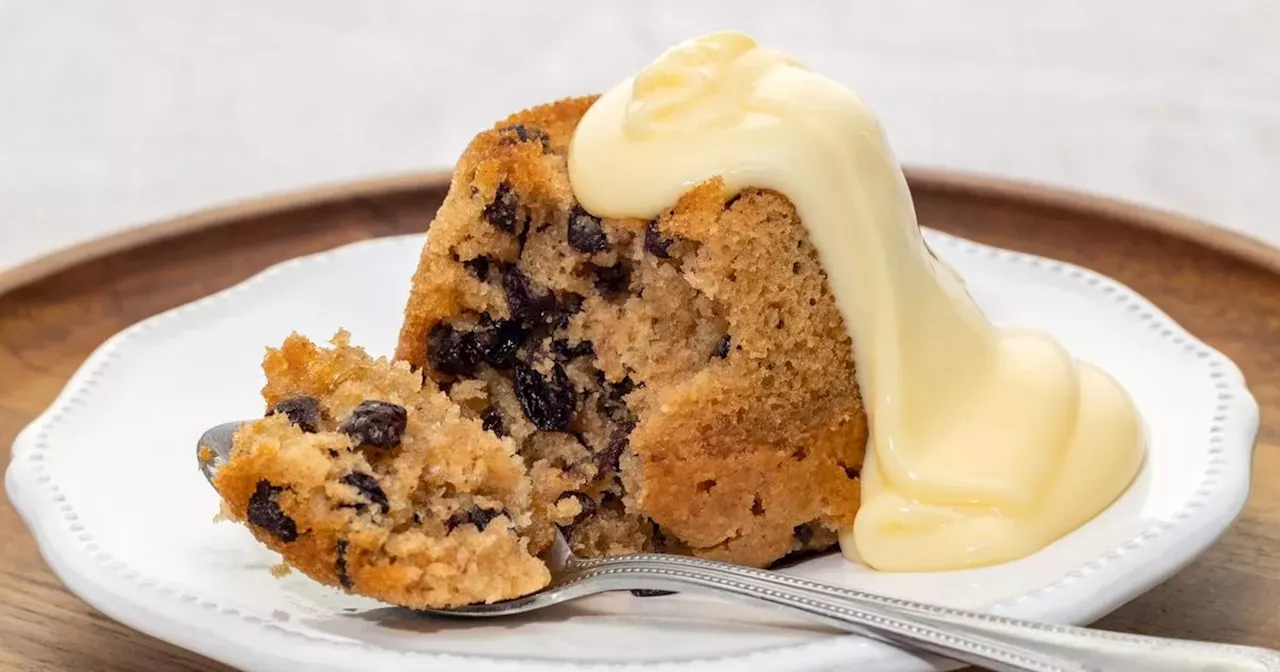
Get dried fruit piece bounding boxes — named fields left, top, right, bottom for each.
left=341, top=472, right=390, bottom=514
left=483, top=183, right=524, bottom=234
left=502, top=266, right=558, bottom=325
left=480, top=405, right=507, bottom=437
left=498, top=123, right=551, bottom=151
left=462, top=256, right=491, bottom=281
left=427, top=323, right=484, bottom=377
left=714, top=335, right=731, bottom=359
left=335, top=539, right=353, bottom=589
left=609, top=376, right=637, bottom=398
left=447, top=505, right=504, bottom=532
left=483, top=319, right=528, bottom=369
left=340, top=400, right=408, bottom=449
left=513, top=361, right=577, bottom=431
left=594, top=426, right=631, bottom=474
left=567, top=205, right=608, bottom=253
left=247, top=480, right=298, bottom=542
left=644, top=220, right=672, bottom=258
left=553, top=338, right=594, bottom=361
left=268, top=396, right=322, bottom=433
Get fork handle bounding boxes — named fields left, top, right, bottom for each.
left=573, top=564, right=1086, bottom=671
left=577, top=555, right=1280, bottom=672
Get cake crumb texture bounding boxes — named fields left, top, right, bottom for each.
left=395, top=96, right=867, bottom=568
left=214, top=331, right=551, bottom=608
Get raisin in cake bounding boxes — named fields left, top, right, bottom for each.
left=213, top=331, right=551, bottom=608
left=396, top=96, right=867, bottom=568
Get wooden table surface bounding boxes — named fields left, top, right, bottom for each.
left=1, top=170, right=1277, bottom=671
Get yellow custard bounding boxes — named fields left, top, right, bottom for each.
left=567, top=31, right=1144, bottom=572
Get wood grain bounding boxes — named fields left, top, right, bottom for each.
left=1, top=171, right=1277, bottom=670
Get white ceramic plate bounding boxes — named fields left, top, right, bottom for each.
left=6, top=230, right=1260, bottom=672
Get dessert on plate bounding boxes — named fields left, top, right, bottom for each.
left=212, top=30, right=1144, bottom=609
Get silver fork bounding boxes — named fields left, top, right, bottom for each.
left=200, top=421, right=1280, bottom=672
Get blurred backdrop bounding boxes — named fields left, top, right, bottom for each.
left=1, top=0, right=1277, bottom=272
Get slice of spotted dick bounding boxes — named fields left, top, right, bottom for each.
left=395, top=96, right=868, bottom=568
left=213, top=331, right=551, bottom=609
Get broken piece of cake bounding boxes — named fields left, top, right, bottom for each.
left=213, top=332, right=552, bottom=608
left=395, top=96, right=867, bottom=570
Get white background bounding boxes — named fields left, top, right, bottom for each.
left=2, top=0, right=1278, bottom=274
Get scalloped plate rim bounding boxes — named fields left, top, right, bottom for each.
left=5, top=229, right=1261, bottom=672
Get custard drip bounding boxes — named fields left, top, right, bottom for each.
left=568, top=31, right=1143, bottom=571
